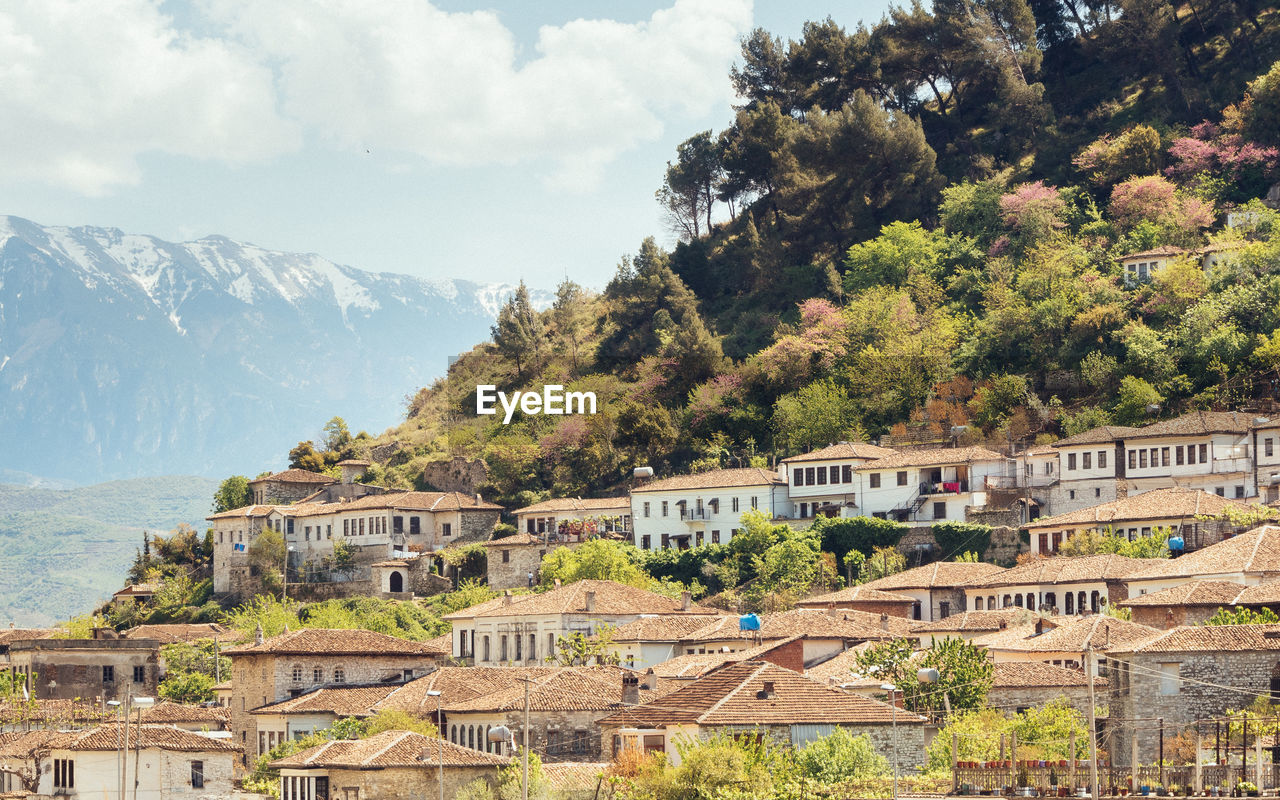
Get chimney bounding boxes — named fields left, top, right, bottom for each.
left=503, top=590, right=513, bottom=606
left=881, top=613, right=890, bottom=632
left=553, top=579, right=562, bottom=588
left=827, top=602, right=838, bottom=618
left=756, top=680, right=776, bottom=700
left=621, top=674, right=640, bottom=705
left=642, top=668, right=658, bottom=691
left=476, top=493, right=482, bottom=503
left=681, top=591, right=692, bottom=612
left=254, top=623, right=264, bottom=646
left=585, top=591, right=597, bottom=612
left=999, top=619, right=1008, bottom=630
left=1035, top=618, right=1046, bottom=635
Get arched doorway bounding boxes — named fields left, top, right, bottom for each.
left=389, top=571, right=404, bottom=593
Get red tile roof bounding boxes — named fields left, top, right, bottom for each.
left=859, top=446, right=1004, bottom=470
left=139, top=702, right=231, bottom=725
left=861, top=561, right=1003, bottom=591
left=253, top=685, right=403, bottom=716
left=978, top=616, right=1159, bottom=653
left=513, top=497, right=630, bottom=515
left=796, top=585, right=918, bottom=608
left=631, top=468, right=784, bottom=493
left=1117, top=580, right=1250, bottom=608
left=991, top=661, right=1106, bottom=689
left=611, top=614, right=734, bottom=642
left=782, top=443, right=896, bottom=464
left=597, top=661, right=925, bottom=728
left=224, top=628, right=446, bottom=657
left=1109, top=623, right=1280, bottom=654
left=271, top=730, right=506, bottom=769
left=122, top=623, right=242, bottom=644
left=1052, top=426, right=1140, bottom=447
left=52, top=725, right=241, bottom=753
left=442, top=580, right=717, bottom=620
left=911, top=609, right=1037, bottom=634
left=249, top=469, right=336, bottom=485
left=967, top=554, right=1155, bottom=589
left=375, top=667, right=566, bottom=715
left=1123, top=410, right=1255, bottom=440
left=1127, top=526, right=1280, bottom=582
left=1024, top=488, right=1258, bottom=531
left=444, top=666, right=672, bottom=713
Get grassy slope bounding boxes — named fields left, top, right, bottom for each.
left=0, top=476, right=218, bottom=626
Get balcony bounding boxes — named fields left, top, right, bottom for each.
left=920, top=479, right=969, bottom=495
left=680, top=508, right=713, bottom=521
left=1211, top=456, right=1252, bottom=475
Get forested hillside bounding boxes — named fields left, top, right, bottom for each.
left=282, top=2, right=1280, bottom=509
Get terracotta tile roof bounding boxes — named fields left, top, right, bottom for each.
left=271, top=730, right=506, bottom=769
left=861, top=561, right=1004, bottom=591
left=112, top=583, right=158, bottom=597
left=369, top=559, right=409, bottom=568
left=1126, top=526, right=1280, bottom=582
left=249, top=469, right=336, bottom=485
left=1118, top=245, right=1189, bottom=261
left=51, top=724, right=241, bottom=753
left=611, top=614, right=734, bottom=642
left=224, top=628, right=447, bottom=657
left=442, top=580, right=718, bottom=620
left=796, top=585, right=918, bottom=608
left=543, top=762, right=607, bottom=793
left=0, top=628, right=56, bottom=646
left=280, top=491, right=503, bottom=517
left=207, top=504, right=277, bottom=520
left=0, top=729, right=64, bottom=758
left=979, top=616, right=1159, bottom=653
left=513, top=497, right=630, bottom=515
left=375, top=667, right=566, bottom=714
left=991, top=661, right=1106, bottom=689
left=679, top=609, right=908, bottom=643
left=1117, top=581, right=1250, bottom=608
left=631, top=468, right=784, bottom=493
left=253, top=685, right=403, bottom=716
left=646, top=636, right=809, bottom=679
left=139, top=702, right=231, bottom=725
left=968, top=555, right=1156, bottom=589
left=336, top=459, right=371, bottom=467
left=1235, top=581, right=1280, bottom=605
left=597, top=661, right=926, bottom=728
left=1052, top=426, right=1140, bottom=447
left=1124, top=410, right=1255, bottom=440
left=1109, top=623, right=1280, bottom=654
left=803, top=643, right=879, bottom=685
left=0, top=699, right=109, bottom=725
left=859, top=446, right=1005, bottom=470
left=911, top=609, right=1037, bottom=633
left=482, top=532, right=549, bottom=547
left=122, top=623, right=242, bottom=645
left=1024, top=488, right=1258, bottom=531
left=782, top=443, right=896, bottom=464
left=445, top=666, right=671, bottom=713
left=423, top=631, right=453, bottom=652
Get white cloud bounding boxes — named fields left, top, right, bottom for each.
left=0, top=0, right=298, bottom=195
left=1, top=0, right=751, bottom=196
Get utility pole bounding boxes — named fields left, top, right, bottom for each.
left=523, top=678, right=530, bottom=800
left=1084, top=647, right=1100, bottom=799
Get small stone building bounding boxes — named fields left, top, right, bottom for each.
left=5, top=634, right=159, bottom=702
left=224, top=628, right=447, bottom=763
left=795, top=584, right=919, bottom=618
left=1117, top=580, right=1280, bottom=629
left=987, top=661, right=1105, bottom=717
left=860, top=561, right=1005, bottom=621
left=1108, top=624, right=1280, bottom=765
left=248, top=468, right=336, bottom=505
left=484, top=532, right=559, bottom=590
left=272, top=729, right=508, bottom=800
left=597, top=660, right=927, bottom=772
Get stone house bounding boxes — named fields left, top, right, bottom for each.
left=1117, top=580, right=1280, bottom=629
left=223, top=628, right=446, bottom=763
left=1124, top=525, right=1280, bottom=597
left=137, top=701, right=231, bottom=732
left=251, top=684, right=404, bottom=745
left=781, top=442, right=897, bottom=520
left=852, top=446, right=1010, bottom=525
left=443, top=666, right=675, bottom=762
left=484, top=532, right=558, bottom=591
left=597, top=660, right=927, bottom=771
left=971, top=615, right=1159, bottom=676
left=1107, top=624, right=1280, bottom=765
left=1119, top=411, right=1259, bottom=500
left=910, top=608, right=1037, bottom=645
left=630, top=467, right=789, bottom=551
left=442, top=579, right=719, bottom=666
left=962, top=554, right=1153, bottom=615
left=607, top=614, right=733, bottom=670
left=0, top=724, right=240, bottom=799
left=1046, top=425, right=1137, bottom=515
left=111, top=583, right=158, bottom=607
left=795, top=584, right=919, bottom=618
left=272, top=729, right=508, bottom=800
left=1118, top=243, right=1242, bottom=287
left=987, top=661, right=1106, bottom=717
left=248, top=468, right=336, bottom=505
left=666, top=608, right=913, bottom=668
left=121, top=623, right=241, bottom=645
left=1022, top=487, right=1256, bottom=555
left=512, top=497, right=632, bottom=539
left=859, top=560, right=1004, bottom=622
left=5, top=634, right=159, bottom=702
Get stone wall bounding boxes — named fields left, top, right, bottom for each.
left=1043, top=479, right=1120, bottom=517
left=420, top=457, right=489, bottom=495
left=254, top=480, right=326, bottom=505
left=458, top=510, right=501, bottom=544
left=9, top=639, right=159, bottom=702
left=160, top=750, right=236, bottom=799
left=1129, top=605, right=1219, bottom=630
left=984, top=526, right=1024, bottom=565
left=988, top=685, right=1095, bottom=717
left=317, top=764, right=499, bottom=799
left=487, top=542, right=557, bottom=591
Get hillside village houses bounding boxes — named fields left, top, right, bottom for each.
left=629, top=467, right=788, bottom=550
left=512, top=496, right=631, bottom=538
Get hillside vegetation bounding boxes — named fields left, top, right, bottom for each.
left=271, top=5, right=1280, bottom=511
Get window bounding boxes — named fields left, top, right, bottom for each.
left=1187, top=445, right=1197, bottom=465
left=662, top=501, right=669, bottom=517
left=529, top=634, right=536, bottom=661
left=843, top=465, right=852, bottom=482
left=793, top=468, right=805, bottom=487
left=643, top=502, right=650, bottom=518
left=502, top=550, right=510, bottom=563
left=1199, top=443, right=1208, bottom=462
left=1216, top=487, right=1225, bottom=497
left=1161, top=447, right=1170, bottom=467
left=191, top=760, right=204, bottom=789
left=359, top=518, right=365, bottom=535
left=870, top=473, right=881, bottom=488
left=661, top=534, right=670, bottom=549
left=816, top=467, right=827, bottom=485
left=410, top=516, right=421, bottom=534
left=333, top=668, right=345, bottom=683
left=896, top=471, right=908, bottom=486
left=1099, top=451, right=1107, bottom=469
left=313, top=667, right=322, bottom=682
left=1159, top=663, right=1180, bottom=695
left=751, top=496, right=758, bottom=509
left=641, top=535, right=651, bottom=549
left=103, top=665, right=115, bottom=683
left=343, top=519, right=349, bottom=536
left=1128, top=450, right=1137, bottom=469
left=1176, top=445, right=1185, bottom=465
left=805, top=467, right=815, bottom=484
left=1267, top=438, right=1275, bottom=458
left=53, top=758, right=73, bottom=789
left=1139, top=450, right=1148, bottom=468
left=830, top=466, right=841, bottom=485
left=1236, top=485, right=1246, bottom=499
left=1068, top=490, right=1076, bottom=500
left=1068, top=453, right=1077, bottom=470
left=548, top=633, right=555, bottom=656
left=799, top=503, right=809, bottom=518
left=939, top=601, right=951, bottom=618
left=732, top=497, right=739, bottom=513
left=292, top=664, right=303, bottom=682
left=1095, top=488, right=1101, bottom=498
left=442, top=523, right=452, bottom=537
left=483, top=636, right=491, bottom=661
left=393, top=516, right=403, bottom=534
left=133, top=665, right=146, bottom=683
left=711, top=530, right=720, bottom=544
left=933, top=502, right=946, bottom=519
left=500, top=635, right=509, bottom=661
left=515, top=634, right=522, bottom=661
left=1082, top=452, right=1091, bottom=470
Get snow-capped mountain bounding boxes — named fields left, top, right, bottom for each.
left=0, top=215, right=545, bottom=484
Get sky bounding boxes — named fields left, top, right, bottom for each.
left=2, top=0, right=891, bottom=290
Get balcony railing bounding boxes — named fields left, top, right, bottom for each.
left=680, top=508, right=713, bottom=521
left=920, top=479, right=968, bottom=495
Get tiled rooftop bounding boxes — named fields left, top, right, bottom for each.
left=631, top=468, right=785, bottom=493
left=782, top=443, right=896, bottom=464
left=1024, top=487, right=1258, bottom=530
left=224, top=628, right=447, bottom=657
left=442, top=580, right=716, bottom=620
left=861, top=561, right=1003, bottom=591
left=859, top=446, right=1004, bottom=470
left=271, top=730, right=506, bottom=769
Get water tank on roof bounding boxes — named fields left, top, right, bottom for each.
left=1168, top=536, right=1185, bottom=552
left=739, top=613, right=761, bottom=631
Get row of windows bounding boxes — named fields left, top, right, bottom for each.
left=639, top=530, right=729, bottom=549
left=1128, top=444, right=1209, bottom=470
left=463, top=631, right=556, bottom=662
left=1065, top=450, right=1108, bottom=471
left=100, top=665, right=147, bottom=683
left=867, top=471, right=909, bottom=489
left=972, top=590, right=1102, bottom=614
left=792, top=464, right=854, bottom=487
left=290, top=665, right=345, bottom=683
left=641, top=498, right=755, bottom=518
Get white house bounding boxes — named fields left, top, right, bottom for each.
left=962, top=553, right=1154, bottom=615
left=512, top=497, right=631, bottom=539
left=1119, top=410, right=1257, bottom=500
left=630, top=467, right=788, bottom=551
left=1119, top=242, right=1241, bottom=286
left=1123, top=525, right=1280, bottom=597
left=781, top=442, right=896, bottom=520
left=1256, top=418, right=1280, bottom=503
left=850, top=446, right=1008, bottom=523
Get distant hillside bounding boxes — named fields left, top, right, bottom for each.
left=0, top=476, right=217, bottom=626
left=0, top=215, right=549, bottom=485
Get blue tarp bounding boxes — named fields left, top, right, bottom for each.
left=739, top=613, right=761, bottom=631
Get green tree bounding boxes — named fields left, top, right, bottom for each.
left=551, top=627, right=621, bottom=666
left=772, top=379, right=863, bottom=453
left=491, top=281, right=545, bottom=378
left=855, top=636, right=993, bottom=717
left=498, top=749, right=552, bottom=800
left=932, top=521, right=993, bottom=561
left=159, top=670, right=216, bottom=704
left=212, top=475, right=251, bottom=513
left=842, top=220, right=950, bottom=294
left=1203, top=606, right=1280, bottom=626
left=248, top=527, right=286, bottom=596
left=864, top=545, right=906, bottom=581
left=223, top=594, right=302, bottom=639
left=795, top=727, right=889, bottom=782
left=1112, top=376, right=1163, bottom=425
left=811, top=515, right=906, bottom=567
left=538, top=539, right=648, bottom=588
left=288, top=441, right=326, bottom=472
left=361, top=708, right=439, bottom=738
left=657, top=130, right=724, bottom=240
left=1243, top=60, right=1280, bottom=146
left=550, top=280, right=591, bottom=376
left=322, top=417, right=351, bottom=452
